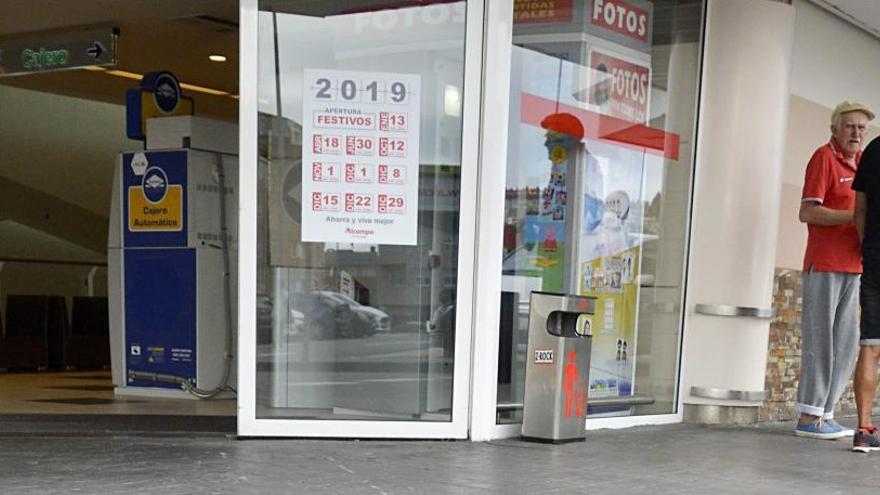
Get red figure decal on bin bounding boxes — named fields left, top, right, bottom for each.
left=563, top=350, right=587, bottom=418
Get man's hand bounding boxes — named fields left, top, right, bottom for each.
left=799, top=201, right=854, bottom=226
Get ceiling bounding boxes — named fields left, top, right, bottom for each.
left=811, top=0, right=880, bottom=40
left=0, top=1, right=239, bottom=258
left=0, top=1, right=877, bottom=124
left=0, top=0, right=239, bottom=120
left=2, top=0, right=880, bottom=259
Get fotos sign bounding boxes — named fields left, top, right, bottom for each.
left=302, top=68, right=421, bottom=245
left=587, top=0, right=653, bottom=53
left=590, top=0, right=649, bottom=43
left=589, top=47, right=651, bottom=123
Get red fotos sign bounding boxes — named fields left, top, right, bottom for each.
left=589, top=0, right=650, bottom=43
left=514, top=0, right=574, bottom=24
left=589, top=49, right=650, bottom=123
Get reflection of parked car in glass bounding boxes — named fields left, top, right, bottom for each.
left=426, top=289, right=455, bottom=335
left=315, top=291, right=391, bottom=336
left=426, top=289, right=455, bottom=358
left=256, top=295, right=275, bottom=344
left=292, top=292, right=352, bottom=340
left=426, top=303, right=454, bottom=335
left=292, top=291, right=390, bottom=339
left=288, top=309, right=305, bottom=335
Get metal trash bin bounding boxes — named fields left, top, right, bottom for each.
left=522, top=291, right=595, bottom=443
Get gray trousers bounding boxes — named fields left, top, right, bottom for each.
left=795, top=271, right=860, bottom=418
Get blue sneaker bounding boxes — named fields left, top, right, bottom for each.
left=795, top=418, right=847, bottom=440
left=825, top=419, right=854, bottom=437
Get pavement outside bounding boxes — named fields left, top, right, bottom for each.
left=0, top=417, right=877, bottom=494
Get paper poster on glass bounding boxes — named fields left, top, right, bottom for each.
left=523, top=126, right=577, bottom=291
left=574, top=140, right=647, bottom=408
left=301, top=68, right=421, bottom=245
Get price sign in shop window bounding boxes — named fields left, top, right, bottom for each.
left=302, top=68, right=421, bottom=246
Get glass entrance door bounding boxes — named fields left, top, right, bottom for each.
left=489, top=0, right=704, bottom=432
left=238, top=0, right=480, bottom=438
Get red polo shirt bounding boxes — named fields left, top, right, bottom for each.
left=801, top=139, right=862, bottom=273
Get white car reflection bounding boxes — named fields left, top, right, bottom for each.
left=288, top=308, right=305, bottom=335
left=315, top=291, right=392, bottom=335
left=291, top=291, right=391, bottom=339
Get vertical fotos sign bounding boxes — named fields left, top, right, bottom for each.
left=302, top=68, right=421, bottom=245
left=588, top=46, right=651, bottom=123
left=587, top=0, right=653, bottom=53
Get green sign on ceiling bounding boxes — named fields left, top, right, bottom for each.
left=0, top=28, right=117, bottom=77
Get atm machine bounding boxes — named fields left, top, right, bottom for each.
left=108, top=115, right=238, bottom=399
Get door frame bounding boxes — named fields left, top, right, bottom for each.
left=236, top=0, right=486, bottom=439
left=466, top=0, right=705, bottom=441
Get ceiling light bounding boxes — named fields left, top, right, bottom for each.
left=209, top=54, right=227, bottom=62
left=81, top=66, right=235, bottom=99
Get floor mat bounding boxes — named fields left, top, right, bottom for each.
left=55, top=374, right=112, bottom=380
left=0, top=413, right=237, bottom=435
left=29, top=398, right=145, bottom=405
left=47, top=385, right=115, bottom=392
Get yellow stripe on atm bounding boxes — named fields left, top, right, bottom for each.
left=128, top=185, right=183, bottom=232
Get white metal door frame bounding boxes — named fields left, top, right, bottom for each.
left=237, top=0, right=486, bottom=439
left=238, top=0, right=700, bottom=440
left=466, top=0, right=703, bottom=441
left=466, top=0, right=514, bottom=442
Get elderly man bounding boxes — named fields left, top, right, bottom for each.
left=796, top=101, right=874, bottom=439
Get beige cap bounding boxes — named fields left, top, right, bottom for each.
left=831, top=100, right=875, bottom=125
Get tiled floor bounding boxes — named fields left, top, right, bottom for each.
left=2, top=420, right=879, bottom=494
left=0, top=370, right=235, bottom=416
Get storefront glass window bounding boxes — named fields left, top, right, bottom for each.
left=256, top=1, right=467, bottom=421
left=497, top=0, right=704, bottom=422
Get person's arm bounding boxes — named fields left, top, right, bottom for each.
left=855, top=192, right=868, bottom=242
left=798, top=201, right=854, bottom=226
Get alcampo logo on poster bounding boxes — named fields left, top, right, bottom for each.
left=128, top=166, right=183, bottom=232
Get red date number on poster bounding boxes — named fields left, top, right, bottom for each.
left=312, top=134, right=342, bottom=154
left=346, top=136, right=374, bottom=156
left=379, top=112, right=408, bottom=132
left=345, top=163, right=374, bottom=183
left=345, top=193, right=372, bottom=213
left=377, top=194, right=405, bottom=214
left=377, top=164, right=405, bottom=185
left=311, top=192, right=340, bottom=212
left=312, top=162, right=340, bottom=182
left=379, top=137, right=406, bottom=158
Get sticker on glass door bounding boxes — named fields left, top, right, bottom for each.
left=302, top=68, right=421, bottom=245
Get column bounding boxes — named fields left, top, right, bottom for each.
left=681, top=0, right=795, bottom=424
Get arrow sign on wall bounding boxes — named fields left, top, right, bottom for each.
left=86, top=42, right=105, bottom=60
left=0, top=28, right=117, bottom=78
